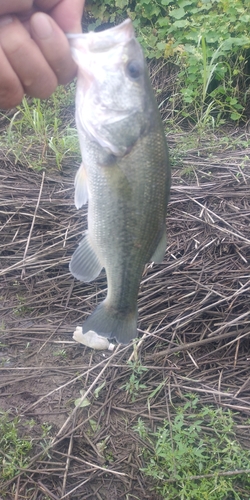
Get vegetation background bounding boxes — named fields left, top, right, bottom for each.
left=87, top=0, right=250, bottom=126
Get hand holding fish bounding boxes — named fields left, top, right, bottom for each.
left=0, top=0, right=84, bottom=109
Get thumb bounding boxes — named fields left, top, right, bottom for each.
left=50, top=0, right=84, bottom=34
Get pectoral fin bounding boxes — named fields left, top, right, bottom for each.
left=69, top=233, right=103, bottom=282
left=150, top=228, right=167, bottom=264
left=74, top=162, right=88, bottom=209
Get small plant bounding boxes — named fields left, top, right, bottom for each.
left=13, top=294, right=31, bottom=316
left=53, top=348, right=67, bottom=358
left=0, top=320, right=7, bottom=351
left=74, top=390, right=91, bottom=408
left=0, top=411, right=33, bottom=480
left=37, top=422, right=54, bottom=459
left=41, top=422, right=52, bottom=438
left=134, top=394, right=250, bottom=499
left=122, top=360, right=148, bottom=401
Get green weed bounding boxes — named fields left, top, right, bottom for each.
left=13, top=294, right=31, bottom=316
left=53, top=348, right=67, bottom=358
left=122, top=360, right=148, bottom=401
left=0, top=320, right=5, bottom=333
left=134, top=394, right=250, bottom=499
left=0, top=84, right=80, bottom=171
left=40, top=422, right=52, bottom=439
left=0, top=411, right=33, bottom=480
left=87, top=0, right=250, bottom=124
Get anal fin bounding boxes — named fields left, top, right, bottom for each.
left=69, top=232, right=103, bottom=282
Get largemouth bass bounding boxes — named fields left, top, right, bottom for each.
left=68, top=19, right=171, bottom=344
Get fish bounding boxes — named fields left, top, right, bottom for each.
left=67, top=19, right=171, bottom=344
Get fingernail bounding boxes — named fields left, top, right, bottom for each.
left=0, top=16, right=13, bottom=28
left=31, top=12, right=53, bottom=39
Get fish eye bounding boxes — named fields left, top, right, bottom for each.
left=126, top=60, right=142, bottom=79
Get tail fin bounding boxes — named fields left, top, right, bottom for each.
left=81, top=300, right=138, bottom=344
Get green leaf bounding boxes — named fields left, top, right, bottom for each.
left=169, top=7, right=185, bottom=20
left=229, top=98, right=238, bottom=106
left=169, top=19, right=189, bottom=29
left=74, top=390, right=91, bottom=407
left=156, top=41, right=167, bottom=51
left=89, top=419, right=99, bottom=432
left=179, top=0, right=194, bottom=7
left=115, top=0, right=128, bottom=8
left=239, top=14, right=250, bottom=23
left=94, top=381, right=106, bottom=398
left=157, top=16, right=170, bottom=27
left=230, top=112, right=241, bottom=120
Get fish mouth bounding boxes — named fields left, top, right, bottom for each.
left=67, top=18, right=135, bottom=52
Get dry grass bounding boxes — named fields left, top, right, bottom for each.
left=1, top=126, right=250, bottom=499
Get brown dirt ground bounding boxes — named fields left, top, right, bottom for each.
left=1, top=118, right=250, bottom=499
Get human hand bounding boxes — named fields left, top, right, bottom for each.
left=0, top=0, right=84, bottom=109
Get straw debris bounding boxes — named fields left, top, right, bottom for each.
left=1, top=128, right=250, bottom=498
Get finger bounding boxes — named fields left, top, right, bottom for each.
left=49, top=0, right=84, bottom=33
left=0, top=46, right=24, bottom=109
left=34, top=0, right=61, bottom=10
left=31, top=12, right=77, bottom=85
left=0, top=17, right=57, bottom=99
left=0, top=0, right=33, bottom=16
left=34, top=0, right=84, bottom=33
